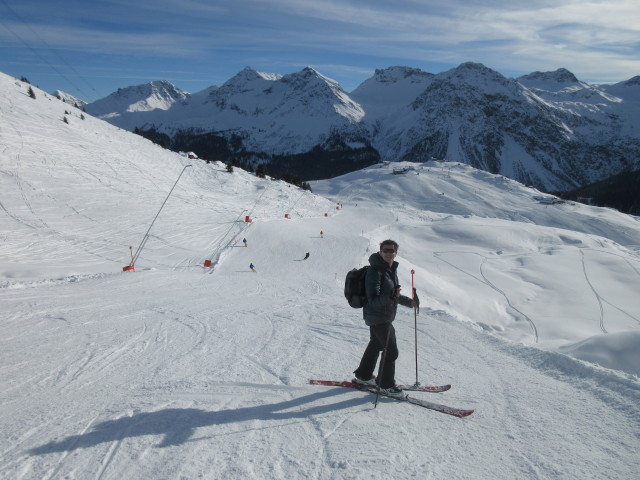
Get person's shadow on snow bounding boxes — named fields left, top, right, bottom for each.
left=29, top=388, right=368, bottom=453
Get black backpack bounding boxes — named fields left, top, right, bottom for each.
left=344, top=266, right=368, bottom=308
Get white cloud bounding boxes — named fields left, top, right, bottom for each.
left=2, top=0, right=638, bottom=93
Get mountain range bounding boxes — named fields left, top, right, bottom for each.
left=81, top=63, right=640, bottom=191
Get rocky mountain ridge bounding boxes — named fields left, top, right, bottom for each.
left=80, top=63, right=640, bottom=190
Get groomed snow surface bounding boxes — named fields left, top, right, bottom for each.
left=1, top=73, right=639, bottom=479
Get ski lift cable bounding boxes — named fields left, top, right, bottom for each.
left=0, top=0, right=99, bottom=102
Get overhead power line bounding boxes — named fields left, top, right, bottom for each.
left=0, top=0, right=100, bottom=102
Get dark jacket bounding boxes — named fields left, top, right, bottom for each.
left=363, top=252, right=412, bottom=326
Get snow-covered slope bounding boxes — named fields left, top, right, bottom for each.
left=313, top=162, right=640, bottom=350
left=0, top=72, right=332, bottom=282
left=52, top=89, right=87, bottom=108
left=1, top=72, right=639, bottom=479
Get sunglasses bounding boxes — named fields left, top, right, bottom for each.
left=381, top=248, right=397, bottom=253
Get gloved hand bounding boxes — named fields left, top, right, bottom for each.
left=412, top=288, right=420, bottom=312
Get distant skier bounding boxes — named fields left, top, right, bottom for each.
left=320, top=231, right=324, bottom=238
left=243, top=238, right=248, bottom=247
left=303, top=252, right=310, bottom=260
left=250, top=263, right=256, bottom=272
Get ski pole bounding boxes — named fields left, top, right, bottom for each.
left=411, top=269, right=419, bottom=387
left=374, top=324, right=393, bottom=408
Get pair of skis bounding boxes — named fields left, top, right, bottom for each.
left=309, top=379, right=474, bottom=418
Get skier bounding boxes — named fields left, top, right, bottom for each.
left=320, top=231, right=324, bottom=238
left=243, top=238, right=248, bottom=247
left=250, top=263, right=256, bottom=272
left=352, top=239, right=418, bottom=398
left=303, top=252, right=310, bottom=260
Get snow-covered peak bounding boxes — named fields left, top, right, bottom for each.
left=211, top=68, right=276, bottom=102
left=351, top=66, right=434, bottom=120
left=516, top=68, right=600, bottom=102
left=518, top=68, right=626, bottom=113
left=300, top=65, right=324, bottom=78
left=276, top=67, right=363, bottom=119
left=600, top=75, right=640, bottom=103
left=280, top=66, right=345, bottom=94
left=162, top=66, right=365, bottom=152
left=208, top=65, right=360, bottom=116
left=623, top=75, right=640, bottom=87
left=407, top=62, right=522, bottom=114
left=449, top=62, right=505, bottom=80
left=372, top=66, right=433, bottom=85
left=519, top=68, right=580, bottom=87
left=222, top=67, right=283, bottom=89
left=438, top=62, right=517, bottom=93
left=86, top=80, right=189, bottom=118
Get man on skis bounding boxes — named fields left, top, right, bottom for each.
left=352, top=239, right=418, bottom=398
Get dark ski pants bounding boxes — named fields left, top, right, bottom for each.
left=354, top=323, right=398, bottom=389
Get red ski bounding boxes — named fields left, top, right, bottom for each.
left=309, top=379, right=451, bottom=393
left=309, top=379, right=474, bottom=418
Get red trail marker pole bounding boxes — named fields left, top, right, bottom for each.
left=123, top=246, right=135, bottom=271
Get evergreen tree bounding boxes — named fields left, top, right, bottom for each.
left=255, top=164, right=268, bottom=178
left=28, top=86, right=36, bottom=99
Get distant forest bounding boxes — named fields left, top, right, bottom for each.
left=134, top=127, right=379, bottom=181
left=556, top=170, right=640, bottom=216
left=134, top=126, right=638, bottom=216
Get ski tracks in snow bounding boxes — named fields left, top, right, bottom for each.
left=580, top=248, right=640, bottom=331
left=433, top=245, right=640, bottom=343
left=433, top=250, right=539, bottom=344
left=580, top=250, right=608, bottom=334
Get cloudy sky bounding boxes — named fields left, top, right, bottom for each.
left=1, top=0, right=638, bottom=102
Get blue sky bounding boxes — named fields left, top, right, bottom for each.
left=1, top=0, right=639, bottom=102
